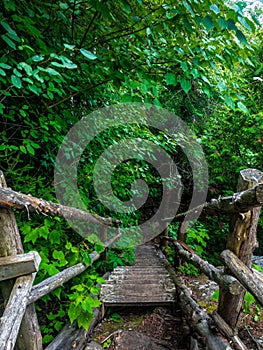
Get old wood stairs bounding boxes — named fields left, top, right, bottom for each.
left=100, top=244, right=176, bottom=307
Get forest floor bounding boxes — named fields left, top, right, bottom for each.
left=90, top=274, right=263, bottom=350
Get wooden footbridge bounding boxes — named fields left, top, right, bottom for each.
left=1, top=169, right=263, bottom=350
left=100, top=244, right=176, bottom=307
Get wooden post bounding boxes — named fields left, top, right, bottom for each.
left=0, top=171, right=42, bottom=349
left=218, top=168, right=263, bottom=330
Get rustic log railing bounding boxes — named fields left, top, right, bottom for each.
left=0, top=170, right=121, bottom=350
left=0, top=168, right=263, bottom=350
left=162, top=168, right=263, bottom=349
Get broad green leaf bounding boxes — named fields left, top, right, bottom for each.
left=51, top=61, right=77, bottom=69
left=225, top=95, right=235, bottom=109
left=29, top=85, right=41, bottom=95
left=217, top=80, right=226, bottom=91
left=180, top=62, right=188, bottom=72
left=237, top=102, right=249, bottom=114
left=19, top=62, right=33, bottom=75
left=7, top=31, right=20, bottom=42
left=190, top=68, right=199, bottom=79
left=51, top=61, right=65, bottom=68
left=201, top=75, right=211, bottom=85
left=64, top=43, right=75, bottom=50
left=180, top=79, right=191, bottom=93
left=80, top=48, right=97, bottom=60
left=26, top=144, right=35, bottom=155
left=32, top=55, right=44, bottom=62
left=227, top=19, right=237, bottom=31
left=183, top=0, right=195, bottom=16
left=235, top=29, right=248, bottom=45
left=245, top=58, right=254, bottom=67
left=0, top=63, right=12, bottom=69
left=0, top=69, right=6, bottom=76
left=218, top=17, right=227, bottom=30
left=13, top=68, right=22, bottom=77
left=120, top=0, right=131, bottom=13
left=202, top=16, right=214, bottom=31
left=46, top=67, right=61, bottom=76
left=210, top=4, right=220, bottom=14
left=146, top=27, right=152, bottom=36
left=1, top=21, right=17, bottom=36
left=238, top=16, right=252, bottom=31
left=20, top=145, right=27, bottom=153
left=68, top=303, right=82, bottom=323
left=1, top=35, right=16, bottom=49
left=165, top=72, right=176, bottom=85
left=11, top=75, right=22, bottom=88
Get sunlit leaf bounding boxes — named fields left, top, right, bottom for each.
left=180, top=79, right=191, bottom=93
left=11, top=75, right=22, bottom=88
left=80, top=48, right=97, bottom=60
left=210, top=4, right=220, bottom=14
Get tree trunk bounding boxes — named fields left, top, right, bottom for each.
left=0, top=171, right=42, bottom=350
left=218, top=168, right=263, bottom=330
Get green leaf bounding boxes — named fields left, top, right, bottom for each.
left=13, top=68, right=22, bottom=77
left=0, top=69, right=6, bottom=76
left=11, top=75, right=22, bottom=88
left=20, top=145, right=27, bottom=153
left=0, top=63, right=12, bottom=69
left=238, top=16, right=252, bottom=31
left=80, top=48, right=97, bottom=60
left=164, top=72, right=176, bottom=85
left=26, top=144, right=35, bottom=155
left=227, top=19, right=237, bottom=31
left=24, top=229, right=38, bottom=243
left=237, top=102, right=249, bottom=114
left=183, top=0, right=195, bottom=16
left=68, top=303, right=82, bottom=323
left=1, top=35, right=16, bottom=49
left=180, top=79, right=191, bottom=93
left=180, top=62, right=188, bottom=72
left=235, top=29, right=248, bottom=45
left=39, top=225, right=49, bottom=239
left=190, top=68, right=199, bottom=79
left=32, top=55, right=45, bottom=62
left=29, top=85, right=41, bottom=95
left=225, top=95, right=235, bottom=109
left=202, top=16, right=214, bottom=31
left=51, top=61, right=77, bottom=69
left=210, top=4, right=220, bottom=14
left=218, top=17, right=227, bottom=30
left=64, top=43, right=75, bottom=50
left=46, top=67, right=61, bottom=76
left=1, top=21, right=17, bottom=35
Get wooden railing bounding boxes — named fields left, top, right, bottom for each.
left=0, top=168, right=263, bottom=350
left=0, top=170, right=120, bottom=350
left=161, top=168, right=263, bottom=350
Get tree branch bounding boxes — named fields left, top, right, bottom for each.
left=0, top=186, right=120, bottom=227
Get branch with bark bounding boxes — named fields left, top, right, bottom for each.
left=164, top=183, right=263, bottom=221
left=0, top=187, right=120, bottom=227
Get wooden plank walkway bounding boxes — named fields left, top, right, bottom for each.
left=100, top=244, right=176, bottom=306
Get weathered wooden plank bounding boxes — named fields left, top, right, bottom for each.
left=0, top=251, right=41, bottom=281
left=221, top=249, right=263, bottom=306
left=100, top=244, right=176, bottom=306
left=0, top=273, right=35, bottom=350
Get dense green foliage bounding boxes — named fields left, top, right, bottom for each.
left=0, top=0, right=262, bottom=343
